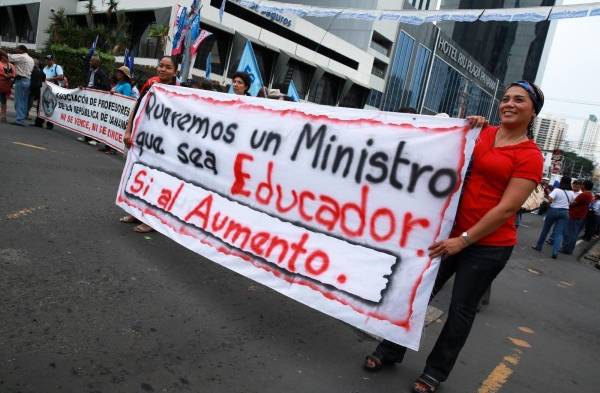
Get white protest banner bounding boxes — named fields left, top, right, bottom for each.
left=116, top=84, right=480, bottom=349
left=38, top=82, right=136, bottom=153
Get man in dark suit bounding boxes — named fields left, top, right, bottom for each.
left=78, top=55, right=110, bottom=144
left=85, top=55, right=110, bottom=91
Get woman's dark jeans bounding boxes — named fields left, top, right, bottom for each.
left=372, top=245, right=513, bottom=382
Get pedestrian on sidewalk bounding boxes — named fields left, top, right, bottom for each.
left=0, top=50, right=16, bottom=123
left=7, top=45, right=34, bottom=127
left=561, top=180, right=594, bottom=254
left=532, top=176, right=573, bottom=258
left=120, top=56, right=178, bottom=234
left=363, top=81, right=544, bottom=393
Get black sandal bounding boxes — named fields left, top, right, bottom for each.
left=363, top=353, right=395, bottom=372
left=412, top=373, right=440, bottom=393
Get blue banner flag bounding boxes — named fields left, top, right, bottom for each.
left=125, top=49, right=135, bottom=78
left=219, top=0, right=227, bottom=22
left=287, top=79, right=300, bottom=102
left=231, top=40, right=263, bottom=96
left=205, top=52, right=212, bottom=79
left=171, top=6, right=188, bottom=55
left=190, top=12, right=201, bottom=42
left=87, top=35, right=99, bottom=57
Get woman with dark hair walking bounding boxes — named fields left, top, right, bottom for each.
left=532, top=176, right=573, bottom=258
left=363, top=81, right=544, bottom=393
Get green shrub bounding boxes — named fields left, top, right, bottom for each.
left=48, top=44, right=114, bottom=87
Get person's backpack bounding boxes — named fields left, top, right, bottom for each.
left=52, top=64, right=68, bottom=88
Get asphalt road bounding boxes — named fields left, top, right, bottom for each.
left=1, top=119, right=599, bottom=393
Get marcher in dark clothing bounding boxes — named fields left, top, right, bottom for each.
left=78, top=55, right=110, bottom=144
left=582, top=196, right=600, bottom=241
left=28, top=61, right=46, bottom=128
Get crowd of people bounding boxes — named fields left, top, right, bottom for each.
left=2, top=49, right=599, bottom=392
left=532, top=177, right=599, bottom=258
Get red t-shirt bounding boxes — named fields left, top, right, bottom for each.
left=569, top=191, right=593, bottom=220
left=451, top=126, right=543, bottom=246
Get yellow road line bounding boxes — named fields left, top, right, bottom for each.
left=6, top=205, right=46, bottom=220
left=477, top=360, right=516, bottom=393
left=12, top=141, right=47, bottom=151
left=518, top=326, right=534, bottom=334
left=476, top=333, right=533, bottom=393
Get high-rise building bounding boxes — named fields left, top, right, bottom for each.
left=437, top=0, right=556, bottom=85
left=578, top=115, right=600, bottom=160
left=532, top=115, right=567, bottom=152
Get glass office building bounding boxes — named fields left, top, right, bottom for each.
left=437, top=0, right=556, bottom=84
left=367, top=22, right=500, bottom=120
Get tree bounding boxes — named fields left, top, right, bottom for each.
left=85, top=0, right=96, bottom=29
left=46, top=8, right=77, bottom=44
left=148, top=24, right=170, bottom=55
left=106, top=0, right=119, bottom=23
left=562, top=152, right=595, bottom=179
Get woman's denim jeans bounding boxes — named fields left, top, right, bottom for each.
left=534, top=207, right=569, bottom=256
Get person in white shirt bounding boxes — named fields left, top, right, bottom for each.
left=42, top=54, right=64, bottom=86
left=8, top=45, right=34, bottom=126
left=532, top=176, right=574, bottom=258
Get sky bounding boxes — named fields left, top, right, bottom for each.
left=537, top=0, right=600, bottom=144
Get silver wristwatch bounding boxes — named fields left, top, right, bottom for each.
left=460, top=231, right=471, bottom=245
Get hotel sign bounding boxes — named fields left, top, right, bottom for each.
left=436, top=33, right=498, bottom=93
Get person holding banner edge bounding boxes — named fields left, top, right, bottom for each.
left=121, top=55, right=179, bottom=233
left=364, top=81, right=544, bottom=393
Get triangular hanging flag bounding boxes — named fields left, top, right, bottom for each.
left=287, top=79, right=300, bottom=102
left=191, top=30, right=213, bottom=55
left=219, top=0, right=227, bottom=22
left=229, top=40, right=264, bottom=96
left=205, top=52, right=212, bottom=79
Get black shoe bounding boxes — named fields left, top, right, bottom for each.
left=531, top=245, right=542, bottom=251
left=551, top=254, right=557, bottom=259
left=46, top=123, right=54, bottom=130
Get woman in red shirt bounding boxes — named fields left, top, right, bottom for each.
left=364, top=81, right=544, bottom=393
left=120, top=56, right=178, bottom=233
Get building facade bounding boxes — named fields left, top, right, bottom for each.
left=2, top=0, right=537, bottom=121
left=578, top=115, right=600, bottom=160
left=532, top=115, right=567, bottom=152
